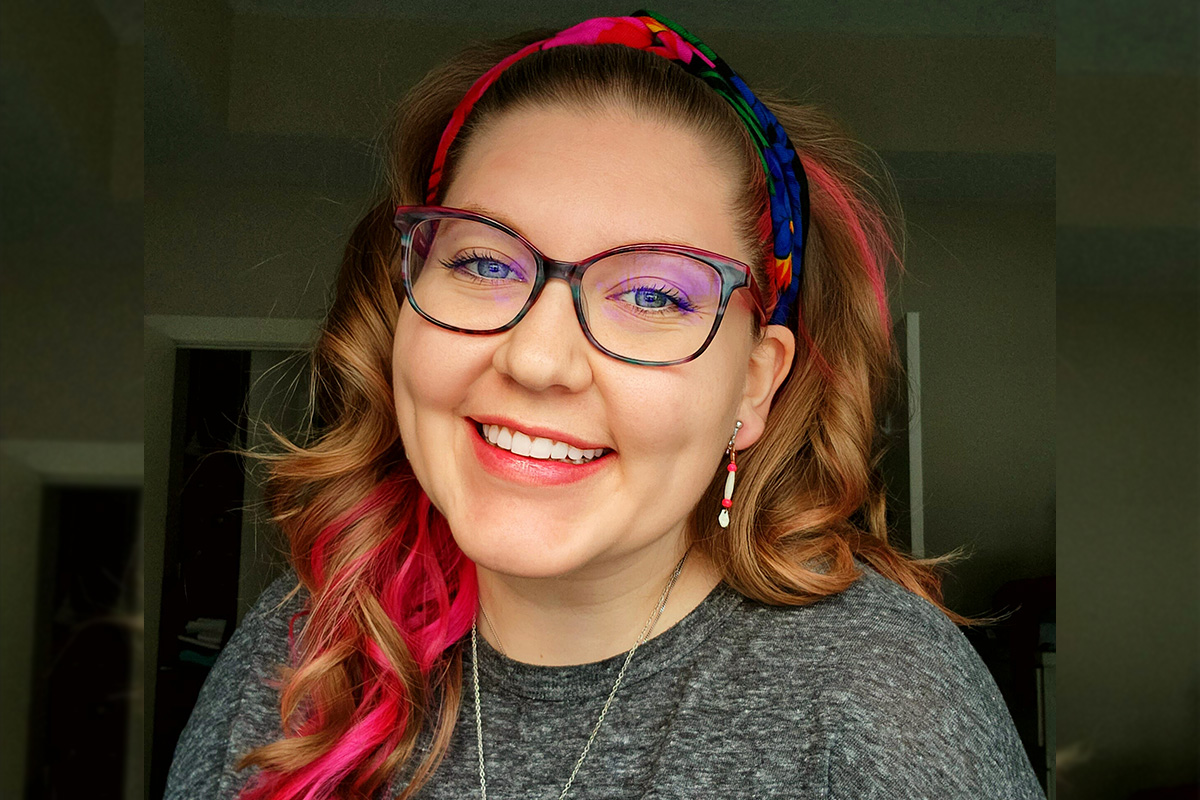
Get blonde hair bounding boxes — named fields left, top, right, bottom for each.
left=237, top=29, right=980, bottom=800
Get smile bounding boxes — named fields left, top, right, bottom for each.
left=466, top=418, right=613, bottom=487
left=476, top=422, right=609, bottom=464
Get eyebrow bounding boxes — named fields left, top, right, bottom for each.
left=454, top=202, right=524, bottom=233
left=452, top=201, right=699, bottom=250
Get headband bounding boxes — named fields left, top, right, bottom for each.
left=424, top=9, right=809, bottom=327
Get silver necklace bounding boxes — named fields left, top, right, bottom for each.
left=470, top=550, right=690, bottom=800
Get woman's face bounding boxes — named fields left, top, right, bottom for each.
left=392, top=104, right=792, bottom=580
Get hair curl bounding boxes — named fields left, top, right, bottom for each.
left=236, top=29, right=983, bottom=800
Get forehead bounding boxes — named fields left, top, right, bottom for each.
left=440, top=104, right=747, bottom=263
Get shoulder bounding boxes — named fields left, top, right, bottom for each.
left=730, top=563, right=994, bottom=715
left=239, top=572, right=310, bottom=651
left=724, top=563, right=1044, bottom=798
left=163, top=572, right=308, bottom=800
left=201, top=571, right=308, bottom=697
left=734, top=561, right=974, bottom=678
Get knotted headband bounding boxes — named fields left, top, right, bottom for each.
left=425, top=9, right=809, bottom=327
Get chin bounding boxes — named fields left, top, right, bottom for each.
left=449, top=515, right=600, bottom=580
left=473, top=552, right=584, bottom=580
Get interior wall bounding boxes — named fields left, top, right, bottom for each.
left=0, top=6, right=142, bottom=442
left=1056, top=5, right=1200, bottom=794
left=899, top=201, right=1056, bottom=615
left=1, top=4, right=143, bottom=797
left=1, top=239, right=143, bottom=441
left=1057, top=290, right=1200, bottom=798
left=145, top=182, right=359, bottom=320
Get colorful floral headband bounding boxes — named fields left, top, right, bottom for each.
left=425, top=9, right=809, bottom=327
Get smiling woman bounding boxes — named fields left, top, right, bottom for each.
left=392, top=103, right=790, bottom=590
left=164, top=11, right=1045, bottom=800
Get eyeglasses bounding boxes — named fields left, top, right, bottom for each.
left=392, top=206, right=767, bottom=366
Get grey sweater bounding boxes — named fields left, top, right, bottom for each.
left=165, top=564, right=1046, bottom=799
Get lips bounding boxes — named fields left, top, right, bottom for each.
left=465, top=417, right=613, bottom=487
left=476, top=422, right=606, bottom=464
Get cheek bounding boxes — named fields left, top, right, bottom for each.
left=392, top=308, right=483, bottom=425
left=621, top=336, right=752, bottom=461
left=608, top=370, right=735, bottom=469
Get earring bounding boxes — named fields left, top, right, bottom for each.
left=718, top=420, right=743, bottom=528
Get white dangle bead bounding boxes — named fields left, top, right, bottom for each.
left=723, top=470, right=736, bottom=499
left=718, top=508, right=731, bottom=528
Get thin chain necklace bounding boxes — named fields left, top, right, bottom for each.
left=470, top=550, right=691, bottom=800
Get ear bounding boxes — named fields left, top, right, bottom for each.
left=736, top=324, right=795, bottom=449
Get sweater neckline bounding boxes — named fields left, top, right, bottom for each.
left=464, top=580, right=744, bottom=701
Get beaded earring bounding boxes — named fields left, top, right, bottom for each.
left=718, top=420, right=743, bottom=528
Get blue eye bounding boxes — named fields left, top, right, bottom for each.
left=442, top=250, right=527, bottom=283
left=632, top=288, right=670, bottom=308
left=613, top=284, right=698, bottom=314
left=472, top=260, right=514, bottom=279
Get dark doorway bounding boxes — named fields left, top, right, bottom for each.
left=147, top=346, right=309, bottom=799
left=149, top=348, right=251, bottom=800
left=25, top=485, right=140, bottom=800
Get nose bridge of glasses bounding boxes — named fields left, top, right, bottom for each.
left=507, top=266, right=594, bottom=358
left=522, top=261, right=582, bottom=323
left=522, top=254, right=587, bottom=319
left=538, top=254, right=585, bottom=287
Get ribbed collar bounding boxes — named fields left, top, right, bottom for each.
left=463, top=581, right=745, bottom=702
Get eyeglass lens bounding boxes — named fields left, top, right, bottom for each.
left=407, top=217, right=724, bottom=363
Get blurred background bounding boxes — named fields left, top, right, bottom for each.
left=1, top=1, right=144, bottom=799
left=0, top=2, right=1194, bottom=799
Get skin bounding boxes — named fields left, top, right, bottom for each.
left=392, top=103, right=795, bottom=666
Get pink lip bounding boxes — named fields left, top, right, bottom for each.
left=466, top=418, right=613, bottom=487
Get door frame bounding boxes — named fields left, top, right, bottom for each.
left=142, top=315, right=319, bottom=795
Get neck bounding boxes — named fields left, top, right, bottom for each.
left=474, top=538, right=722, bottom=667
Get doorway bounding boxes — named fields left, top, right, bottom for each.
left=147, top=345, right=310, bottom=799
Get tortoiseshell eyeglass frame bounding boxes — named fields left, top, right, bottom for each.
left=392, top=205, right=770, bottom=367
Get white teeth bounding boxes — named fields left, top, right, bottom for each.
left=478, top=423, right=605, bottom=464
left=510, top=431, right=533, bottom=456
left=529, top=437, right=553, bottom=459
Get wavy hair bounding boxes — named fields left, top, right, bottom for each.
left=236, top=28, right=982, bottom=800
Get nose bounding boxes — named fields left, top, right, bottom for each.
left=491, top=278, right=595, bottom=393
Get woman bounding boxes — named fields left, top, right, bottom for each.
left=165, top=12, right=1045, bottom=800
